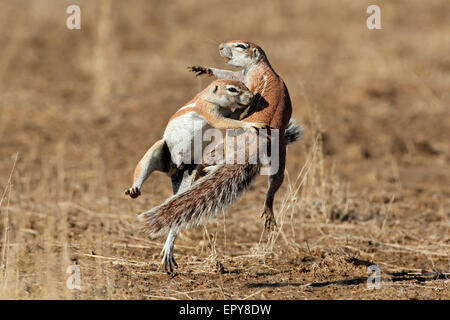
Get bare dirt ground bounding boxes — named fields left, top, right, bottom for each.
left=0, top=0, right=449, bottom=299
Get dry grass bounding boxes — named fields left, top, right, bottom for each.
left=0, top=0, right=449, bottom=299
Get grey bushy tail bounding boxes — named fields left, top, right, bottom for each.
left=285, top=118, right=304, bottom=145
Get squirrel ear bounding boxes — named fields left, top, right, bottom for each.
left=252, top=48, right=259, bottom=58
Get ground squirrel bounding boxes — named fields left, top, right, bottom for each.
left=139, top=41, right=303, bottom=272
left=188, top=40, right=295, bottom=230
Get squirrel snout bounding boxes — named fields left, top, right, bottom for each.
left=219, top=44, right=231, bottom=59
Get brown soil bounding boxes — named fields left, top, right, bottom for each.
left=0, top=0, right=448, bottom=299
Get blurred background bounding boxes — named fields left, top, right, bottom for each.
left=0, top=0, right=448, bottom=299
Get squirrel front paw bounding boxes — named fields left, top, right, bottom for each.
left=246, top=121, right=269, bottom=132
left=125, top=186, right=141, bottom=199
left=187, top=66, right=212, bottom=77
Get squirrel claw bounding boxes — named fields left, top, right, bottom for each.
left=125, top=186, right=141, bottom=199
left=248, top=121, right=269, bottom=132
left=261, top=207, right=277, bottom=231
left=264, top=218, right=277, bottom=231
left=201, top=165, right=218, bottom=175
left=161, top=250, right=178, bottom=274
left=188, top=66, right=212, bottom=77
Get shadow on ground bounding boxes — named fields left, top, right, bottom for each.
left=246, top=272, right=447, bottom=289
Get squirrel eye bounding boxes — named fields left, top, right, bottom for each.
left=236, top=44, right=246, bottom=49
left=227, top=87, right=238, bottom=93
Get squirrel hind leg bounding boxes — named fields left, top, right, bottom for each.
left=160, top=228, right=178, bottom=273
left=261, top=146, right=286, bottom=231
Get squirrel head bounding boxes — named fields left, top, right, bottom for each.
left=206, top=79, right=254, bottom=108
left=218, top=40, right=267, bottom=68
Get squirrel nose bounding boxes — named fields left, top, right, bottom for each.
left=242, top=92, right=254, bottom=104
left=219, top=43, right=225, bottom=51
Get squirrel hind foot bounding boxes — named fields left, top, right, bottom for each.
left=161, top=250, right=178, bottom=274
left=125, top=186, right=141, bottom=199
left=261, top=206, right=277, bottom=231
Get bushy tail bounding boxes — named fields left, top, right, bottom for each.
left=285, top=118, right=304, bottom=145
left=138, top=162, right=261, bottom=238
